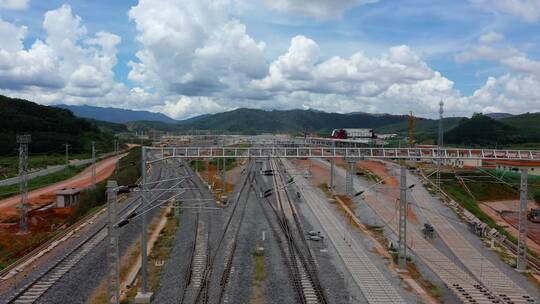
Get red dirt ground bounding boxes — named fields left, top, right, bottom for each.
left=502, top=211, right=540, bottom=246
left=0, top=154, right=124, bottom=222
left=291, top=158, right=418, bottom=224
left=356, top=160, right=418, bottom=224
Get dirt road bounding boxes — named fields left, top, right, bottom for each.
left=0, top=154, right=124, bottom=221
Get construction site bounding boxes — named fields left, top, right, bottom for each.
left=0, top=123, right=539, bottom=304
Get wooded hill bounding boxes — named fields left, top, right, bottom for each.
left=444, top=113, right=540, bottom=147
left=126, top=108, right=410, bottom=135
left=0, top=95, right=116, bottom=156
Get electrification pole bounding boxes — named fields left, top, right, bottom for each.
left=517, top=169, right=528, bottom=272
left=346, top=158, right=355, bottom=197
left=398, top=166, right=408, bottom=270
left=17, top=134, right=31, bottom=233
left=136, top=146, right=152, bottom=303
left=65, top=143, right=70, bottom=165
left=330, top=140, right=335, bottom=190
left=91, top=141, right=96, bottom=189
left=437, top=100, right=444, bottom=191
left=106, top=180, right=120, bottom=304
left=114, top=139, right=119, bottom=180
left=222, top=156, right=226, bottom=193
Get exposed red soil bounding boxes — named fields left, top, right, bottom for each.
left=0, top=155, right=123, bottom=222
left=356, top=160, right=418, bottom=224
left=291, top=160, right=329, bottom=187
left=502, top=211, right=540, bottom=246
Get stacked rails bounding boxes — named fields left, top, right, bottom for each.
left=281, top=159, right=407, bottom=304
left=412, top=187, right=535, bottom=303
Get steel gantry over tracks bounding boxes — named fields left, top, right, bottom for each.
left=145, top=146, right=540, bottom=161
left=145, top=145, right=539, bottom=303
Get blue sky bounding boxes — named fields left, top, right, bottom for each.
left=0, top=0, right=539, bottom=118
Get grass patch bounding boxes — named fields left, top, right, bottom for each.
left=0, top=153, right=90, bottom=180
left=428, top=171, right=540, bottom=260
left=484, top=169, right=540, bottom=205
left=190, top=159, right=207, bottom=172
left=68, top=147, right=141, bottom=224
left=0, top=164, right=88, bottom=199
left=318, top=182, right=332, bottom=197
left=209, top=158, right=237, bottom=171
left=451, top=171, right=517, bottom=201
left=0, top=148, right=141, bottom=271
left=148, top=213, right=177, bottom=290
left=124, top=211, right=177, bottom=303
left=356, top=167, right=384, bottom=184
left=407, top=261, right=443, bottom=300
left=252, top=249, right=265, bottom=284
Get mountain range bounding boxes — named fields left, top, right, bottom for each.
left=3, top=96, right=540, bottom=149
left=54, top=104, right=178, bottom=124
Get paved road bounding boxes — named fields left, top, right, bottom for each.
left=0, top=160, right=175, bottom=304
left=0, top=159, right=93, bottom=187
left=0, top=154, right=124, bottom=220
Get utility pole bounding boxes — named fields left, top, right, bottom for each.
left=517, top=169, right=528, bottom=272
left=398, top=166, right=408, bottom=270
left=65, top=143, right=70, bottom=165
left=330, top=140, right=335, bottom=190
left=91, top=141, right=96, bottom=189
left=106, top=180, right=120, bottom=304
left=17, top=135, right=31, bottom=233
left=206, top=159, right=210, bottom=184
left=114, top=140, right=119, bottom=180
left=346, top=158, right=355, bottom=197
left=222, top=156, right=226, bottom=193
left=135, top=146, right=152, bottom=303
left=437, top=100, right=444, bottom=191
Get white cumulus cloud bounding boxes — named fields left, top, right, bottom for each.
left=0, top=4, right=158, bottom=110
left=128, top=0, right=267, bottom=97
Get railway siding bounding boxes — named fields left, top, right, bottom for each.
left=411, top=181, right=535, bottom=303
left=282, top=159, right=407, bottom=304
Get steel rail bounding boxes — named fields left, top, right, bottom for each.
left=191, top=161, right=255, bottom=304
left=281, top=159, right=407, bottom=304
left=2, top=169, right=156, bottom=304
left=272, top=158, right=329, bottom=304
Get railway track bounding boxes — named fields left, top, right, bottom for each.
left=411, top=183, right=535, bottom=303
left=321, top=158, right=531, bottom=304
left=418, top=169, right=540, bottom=275
left=174, top=162, right=212, bottom=304
left=2, top=162, right=186, bottom=304
left=256, top=159, right=327, bottom=304
left=281, top=159, right=407, bottom=304
left=216, top=180, right=251, bottom=303
left=178, top=161, right=255, bottom=304
left=3, top=188, right=144, bottom=304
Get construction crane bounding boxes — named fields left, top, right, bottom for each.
left=407, top=111, right=416, bottom=147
